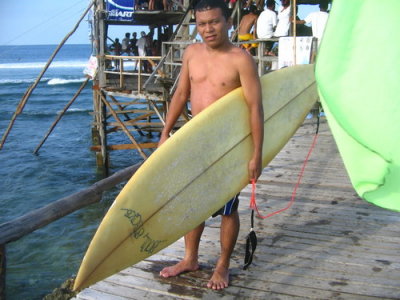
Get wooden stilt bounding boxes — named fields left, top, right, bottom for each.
left=99, top=92, right=109, bottom=173
left=33, top=77, right=90, bottom=154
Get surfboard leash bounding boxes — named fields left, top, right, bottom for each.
left=244, top=111, right=321, bottom=270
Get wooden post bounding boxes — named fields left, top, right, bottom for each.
left=0, top=244, right=5, bottom=300
left=292, top=0, right=297, bottom=65
left=99, top=91, right=109, bottom=173
left=34, top=77, right=90, bottom=154
left=138, top=58, right=142, bottom=93
left=92, top=88, right=109, bottom=172
left=96, top=0, right=107, bottom=88
left=119, top=58, right=124, bottom=89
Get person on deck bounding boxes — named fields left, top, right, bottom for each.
left=257, top=0, right=277, bottom=39
left=109, top=38, right=122, bottom=69
left=136, top=31, right=149, bottom=72
left=158, top=0, right=264, bottom=290
left=149, top=0, right=169, bottom=10
left=122, top=32, right=131, bottom=54
left=130, top=32, right=139, bottom=71
left=237, top=5, right=259, bottom=52
left=274, top=0, right=291, bottom=37
left=256, top=0, right=277, bottom=55
left=293, top=2, right=329, bottom=48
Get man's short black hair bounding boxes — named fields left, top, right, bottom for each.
left=194, top=0, right=230, bottom=21
left=319, top=2, right=328, bottom=10
left=266, top=0, right=275, bottom=8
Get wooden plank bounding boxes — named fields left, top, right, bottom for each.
left=91, top=143, right=158, bottom=151
left=0, top=163, right=142, bottom=245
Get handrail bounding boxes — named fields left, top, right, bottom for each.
left=104, top=55, right=162, bottom=93
left=0, top=162, right=142, bottom=245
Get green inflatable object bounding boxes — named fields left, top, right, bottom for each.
left=316, top=0, right=400, bottom=211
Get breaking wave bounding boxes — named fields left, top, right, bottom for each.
left=47, top=78, right=87, bottom=85
left=0, top=60, right=88, bottom=70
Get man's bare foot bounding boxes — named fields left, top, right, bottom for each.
left=207, top=265, right=229, bottom=290
left=159, top=260, right=199, bottom=278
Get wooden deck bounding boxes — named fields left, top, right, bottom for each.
left=74, top=118, right=400, bottom=299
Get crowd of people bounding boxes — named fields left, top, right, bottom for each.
left=135, top=0, right=183, bottom=11
left=108, top=27, right=168, bottom=72
left=238, top=0, right=329, bottom=54
left=108, top=1, right=329, bottom=70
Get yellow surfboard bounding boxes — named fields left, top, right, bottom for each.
left=73, top=64, right=318, bottom=291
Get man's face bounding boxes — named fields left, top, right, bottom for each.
left=281, top=0, right=290, bottom=7
left=195, top=8, right=230, bottom=49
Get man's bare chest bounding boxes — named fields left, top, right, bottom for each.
left=188, top=58, right=239, bottom=88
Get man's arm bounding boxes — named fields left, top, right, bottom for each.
left=238, top=51, right=264, bottom=181
left=158, top=46, right=192, bottom=146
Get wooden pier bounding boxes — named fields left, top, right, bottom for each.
left=73, top=119, right=400, bottom=300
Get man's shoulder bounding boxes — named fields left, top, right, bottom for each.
left=186, top=43, right=207, bottom=55
left=187, top=43, right=203, bottom=50
left=228, top=45, right=254, bottom=65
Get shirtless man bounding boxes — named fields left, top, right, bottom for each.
left=238, top=5, right=259, bottom=51
left=158, top=0, right=264, bottom=290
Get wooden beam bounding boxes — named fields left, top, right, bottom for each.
left=34, top=77, right=90, bottom=154
left=91, top=142, right=158, bottom=151
left=99, top=93, right=148, bottom=160
left=0, top=163, right=142, bottom=245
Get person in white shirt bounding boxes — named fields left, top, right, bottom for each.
left=296, top=3, right=329, bottom=47
left=121, top=32, right=131, bottom=54
left=274, top=0, right=291, bottom=37
left=256, top=0, right=277, bottom=39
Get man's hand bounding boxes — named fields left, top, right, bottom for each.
left=158, top=132, right=169, bottom=147
left=248, top=155, right=262, bottom=183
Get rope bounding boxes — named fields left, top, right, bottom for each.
left=244, top=117, right=320, bottom=269
left=250, top=117, right=320, bottom=219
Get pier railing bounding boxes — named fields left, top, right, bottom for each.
left=104, top=55, right=163, bottom=93
left=0, top=162, right=143, bottom=298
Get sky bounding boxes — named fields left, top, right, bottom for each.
left=0, top=0, right=318, bottom=46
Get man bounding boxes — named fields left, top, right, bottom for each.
left=257, top=0, right=277, bottom=39
left=109, top=38, right=122, bottom=69
left=274, top=0, right=291, bottom=37
left=130, top=32, right=139, bottom=71
left=256, top=0, right=277, bottom=55
left=136, top=31, right=149, bottom=71
left=122, top=32, right=131, bottom=54
left=295, top=2, right=329, bottom=47
left=237, top=5, right=259, bottom=51
left=158, top=0, right=264, bottom=290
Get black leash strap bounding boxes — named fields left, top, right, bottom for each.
left=243, top=209, right=257, bottom=270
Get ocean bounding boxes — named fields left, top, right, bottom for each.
left=0, top=44, right=153, bottom=299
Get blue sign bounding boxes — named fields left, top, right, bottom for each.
left=106, top=0, right=134, bottom=22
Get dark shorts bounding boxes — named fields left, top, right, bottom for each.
left=212, top=194, right=239, bottom=217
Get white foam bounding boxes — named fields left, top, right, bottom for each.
left=47, top=78, right=86, bottom=85
left=0, top=77, right=52, bottom=85
left=0, top=60, right=88, bottom=69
